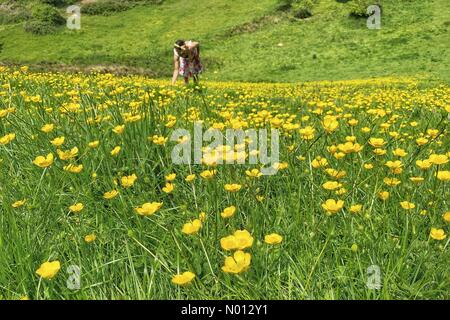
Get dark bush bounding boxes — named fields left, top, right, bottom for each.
left=0, top=3, right=30, bottom=24
left=348, top=0, right=382, bottom=18
left=24, top=20, right=57, bottom=34
left=277, top=0, right=314, bottom=19
left=81, top=0, right=133, bottom=16
left=276, top=0, right=295, bottom=12
left=292, top=0, right=314, bottom=19
left=294, top=7, right=312, bottom=19
left=23, top=2, right=65, bottom=34
left=39, top=0, right=74, bottom=7
left=30, top=3, right=65, bottom=25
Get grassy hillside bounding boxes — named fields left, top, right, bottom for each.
left=0, top=0, right=449, bottom=82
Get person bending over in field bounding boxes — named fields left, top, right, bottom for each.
left=172, top=39, right=203, bottom=85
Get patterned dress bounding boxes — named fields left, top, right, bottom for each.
left=174, top=41, right=203, bottom=79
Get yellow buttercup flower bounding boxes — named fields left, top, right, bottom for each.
left=185, top=174, right=196, bottom=182
left=162, top=182, right=175, bottom=193
left=63, top=164, right=83, bottom=173
left=121, top=174, right=137, bottom=188
left=325, top=168, right=346, bottom=179
left=165, top=118, right=177, bottom=128
left=273, top=162, right=289, bottom=170
left=378, top=191, right=390, bottom=201
left=57, top=147, right=78, bottom=160
left=416, top=137, right=428, bottom=146
left=224, top=183, right=242, bottom=192
left=311, top=156, right=328, bottom=169
left=364, top=163, right=374, bottom=170
left=369, top=138, right=385, bottom=148
left=198, top=212, right=207, bottom=222
left=373, top=148, right=387, bottom=156
left=264, top=233, right=283, bottom=245
left=88, top=141, right=100, bottom=148
left=33, top=153, right=54, bottom=168
left=443, top=212, right=450, bottom=223
left=220, top=230, right=254, bottom=251
left=400, top=201, right=415, bottom=210
left=321, top=199, right=344, bottom=215
left=84, top=234, right=96, bottom=243
left=221, top=205, right=236, bottom=218
left=337, top=141, right=363, bottom=154
left=150, top=135, right=167, bottom=145
left=112, top=124, right=125, bottom=134
left=135, top=202, right=163, bottom=216
left=350, top=204, right=362, bottom=213
left=436, top=171, right=450, bottom=181
left=41, top=123, right=54, bottom=133
left=165, top=173, right=176, bottom=181
left=322, top=117, right=339, bottom=133
left=429, top=228, right=446, bottom=240
left=200, top=169, right=217, bottom=179
left=182, top=219, right=202, bottom=235
left=50, top=136, right=65, bottom=147
left=12, top=199, right=26, bottom=208
left=299, top=126, right=315, bottom=140
left=428, top=154, right=448, bottom=165
left=36, top=261, right=60, bottom=279
left=416, top=159, right=432, bottom=170
left=384, top=177, right=401, bottom=186
left=171, top=271, right=195, bottom=286
left=385, top=160, right=403, bottom=174
left=222, top=250, right=251, bottom=274
left=322, top=181, right=342, bottom=190
left=69, top=203, right=84, bottom=213
left=409, top=177, right=424, bottom=183
left=0, top=133, right=15, bottom=145
left=111, top=146, right=121, bottom=156
left=393, top=148, right=407, bottom=157
left=246, top=168, right=262, bottom=178
left=103, top=190, right=119, bottom=200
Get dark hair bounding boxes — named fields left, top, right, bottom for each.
left=175, top=39, right=185, bottom=47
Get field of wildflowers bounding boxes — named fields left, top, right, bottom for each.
left=0, top=66, right=449, bottom=299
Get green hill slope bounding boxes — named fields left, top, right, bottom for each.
left=0, top=0, right=449, bottom=82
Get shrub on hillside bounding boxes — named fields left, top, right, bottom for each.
left=276, top=0, right=295, bottom=12
left=348, top=0, right=382, bottom=18
left=81, top=0, right=133, bottom=16
left=30, top=3, right=65, bottom=24
left=23, top=3, right=65, bottom=35
left=24, top=19, right=57, bottom=34
left=293, top=0, right=315, bottom=19
left=276, top=0, right=315, bottom=19
left=39, top=0, right=74, bottom=7
left=0, top=2, right=30, bottom=24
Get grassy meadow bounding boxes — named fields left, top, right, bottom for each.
left=0, top=0, right=449, bottom=82
left=0, top=66, right=449, bottom=299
